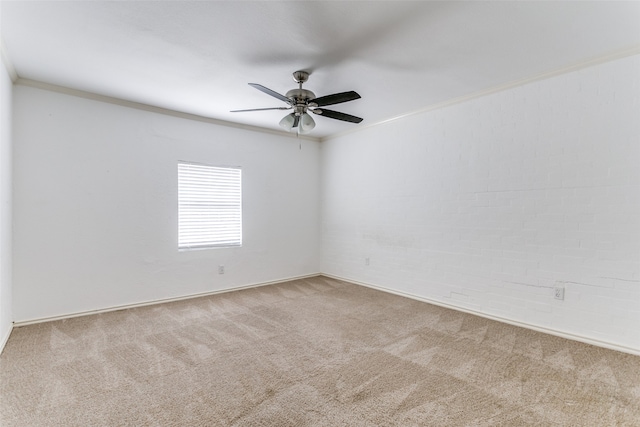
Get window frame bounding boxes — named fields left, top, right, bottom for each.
left=177, top=161, right=243, bottom=251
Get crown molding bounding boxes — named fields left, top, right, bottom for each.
left=12, top=44, right=640, bottom=143
left=322, top=45, right=640, bottom=142
left=15, top=78, right=321, bottom=142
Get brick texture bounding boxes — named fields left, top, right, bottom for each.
left=320, top=55, right=640, bottom=351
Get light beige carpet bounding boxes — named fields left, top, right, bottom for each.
left=1, top=276, right=639, bottom=426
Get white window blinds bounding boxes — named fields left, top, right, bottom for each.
left=178, top=162, right=242, bottom=249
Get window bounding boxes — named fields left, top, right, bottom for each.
left=178, top=162, right=242, bottom=250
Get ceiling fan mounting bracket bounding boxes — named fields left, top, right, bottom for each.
left=292, top=70, right=310, bottom=84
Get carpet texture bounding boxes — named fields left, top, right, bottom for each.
left=1, top=276, right=639, bottom=426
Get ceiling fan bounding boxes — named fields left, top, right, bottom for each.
left=231, top=70, right=363, bottom=134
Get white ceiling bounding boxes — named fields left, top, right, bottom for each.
left=2, top=1, right=640, bottom=139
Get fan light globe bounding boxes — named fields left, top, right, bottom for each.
left=279, top=113, right=296, bottom=131
left=299, top=113, right=315, bottom=134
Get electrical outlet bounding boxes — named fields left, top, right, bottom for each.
left=554, top=286, right=564, bottom=300
left=365, top=257, right=370, bottom=266
left=218, top=265, right=225, bottom=274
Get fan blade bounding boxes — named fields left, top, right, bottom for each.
left=248, top=83, right=291, bottom=103
left=313, top=108, right=363, bottom=123
left=292, top=115, right=300, bottom=128
left=310, top=91, right=360, bottom=107
left=231, top=107, right=291, bottom=112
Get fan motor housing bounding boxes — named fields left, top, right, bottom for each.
left=286, top=88, right=316, bottom=103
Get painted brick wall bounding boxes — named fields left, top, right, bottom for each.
left=320, top=54, right=640, bottom=351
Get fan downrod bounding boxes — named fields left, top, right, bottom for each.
left=286, top=70, right=315, bottom=107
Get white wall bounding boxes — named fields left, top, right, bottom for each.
left=9, top=54, right=640, bottom=353
left=13, top=85, right=320, bottom=322
left=0, top=49, right=13, bottom=350
left=321, top=55, right=640, bottom=351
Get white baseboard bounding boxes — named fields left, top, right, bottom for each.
left=12, top=272, right=639, bottom=357
left=13, top=273, right=321, bottom=327
left=322, top=273, right=640, bottom=357
left=0, top=322, right=13, bottom=355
